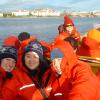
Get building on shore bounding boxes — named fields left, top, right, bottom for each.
left=31, top=8, right=60, bottom=17
left=0, top=8, right=100, bottom=17
left=93, top=11, right=100, bottom=16
left=69, top=11, right=91, bottom=17
left=0, top=13, right=3, bottom=17
left=12, top=10, right=30, bottom=16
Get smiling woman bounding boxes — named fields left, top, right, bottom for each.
left=0, top=40, right=52, bottom=100
left=23, top=40, right=43, bottom=71
left=0, top=45, right=17, bottom=93
left=24, top=51, right=40, bottom=70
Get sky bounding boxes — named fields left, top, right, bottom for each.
left=0, top=0, right=100, bottom=11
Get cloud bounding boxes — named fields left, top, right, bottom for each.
left=0, top=0, right=8, bottom=5
left=0, top=0, right=46, bottom=11
left=68, top=0, right=86, bottom=4
left=0, top=0, right=99, bottom=11
left=0, top=0, right=44, bottom=5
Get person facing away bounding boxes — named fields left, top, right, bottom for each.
left=58, top=24, right=64, bottom=34
left=49, top=40, right=100, bottom=100
left=0, top=40, right=55, bottom=100
left=18, top=32, right=31, bottom=42
left=17, top=32, right=37, bottom=52
left=0, top=46, right=17, bottom=92
left=54, top=15, right=81, bottom=43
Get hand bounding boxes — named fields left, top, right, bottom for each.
left=52, top=58, right=62, bottom=75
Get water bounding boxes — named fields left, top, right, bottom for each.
left=0, top=16, right=100, bottom=45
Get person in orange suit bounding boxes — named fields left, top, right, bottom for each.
left=63, top=15, right=80, bottom=41
left=0, top=40, right=53, bottom=100
left=54, top=15, right=81, bottom=44
left=17, top=32, right=37, bottom=67
left=0, top=46, right=17, bottom=93
left=58, top=24, right=64, bottom=34
left=77, top=29, right=100, bottom=58
left=49, top=40, right=100, bottom=100
left=18, top=32, right=51, bottom=67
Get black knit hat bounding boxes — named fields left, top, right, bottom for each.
left=0, top=46, right=17, bottom=62
left=24, top=40, right=43, bottom=60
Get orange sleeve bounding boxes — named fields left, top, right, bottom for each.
left=68, top=61, right=100, bottom=100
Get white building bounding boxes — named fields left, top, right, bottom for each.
left=94, top=12, right=100, bottom=16
left=12, top=10, right=29, bottom=16
left=0, top=13, right=3, bottom=17
left=31, top=8, right=60, bottom=17
left=71, top=11, right=90, bottom=17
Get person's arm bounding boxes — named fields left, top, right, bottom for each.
left=52, top=58, right=62, bottom=75
left=68, top=61, right=100, bottom=100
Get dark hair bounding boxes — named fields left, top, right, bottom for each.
left=58, top=24, right=64, bottom=33
left=64, top=37, right=79, bottom=50
left=18, top=32, right=30, bottom=41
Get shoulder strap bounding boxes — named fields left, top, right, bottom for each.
left=27, top=73, right=48, bottom=100
left=44, top=72, right=51, bottom=87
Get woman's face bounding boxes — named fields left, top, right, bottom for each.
left=25, top=51, right=40, bottom=70
left=65, top=25, right=73, bottom=33
left=1, top=58, right=16, bottom=72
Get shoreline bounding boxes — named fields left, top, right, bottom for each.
left=0, top=16, right=62, bottom=18
left=0, top=16, right=100, bottom=19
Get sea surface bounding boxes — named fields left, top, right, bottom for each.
left=0, top=16, right=100, bottom=45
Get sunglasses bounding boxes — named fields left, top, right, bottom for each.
left=66, top=24, right=73, bottom=27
